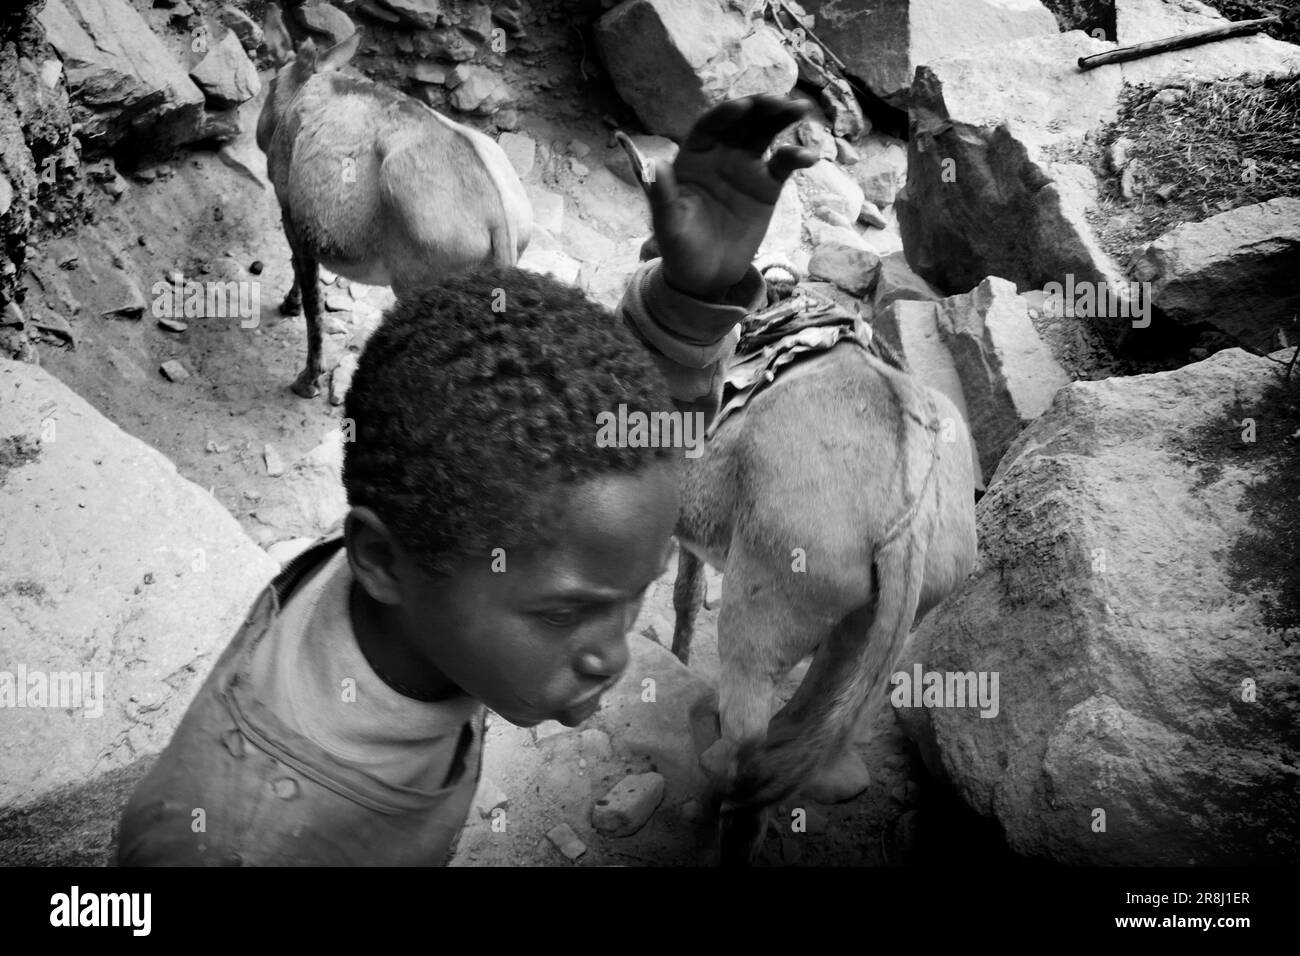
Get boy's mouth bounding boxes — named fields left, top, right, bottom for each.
left=560, top=676, right=620, bottom=723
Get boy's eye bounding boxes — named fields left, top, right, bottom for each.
left=540, top=608, right=580, bottom=628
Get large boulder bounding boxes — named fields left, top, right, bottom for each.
left=293, top=1, right=357, bottom=46
left=896, top=15, right=1300, bottom=342
left=375, top=0, right=443, bottom=31
left=799, top=0, right=1060, bottom=104
left=872, top=250, right=942, bottom=314
left=0, top=359, right=277, bottom=865
left=850, top=133, right=908, bottom=208
left=446, top=63, right=516, bottom=115
left=897, top=32, right=1128, bottom=308
left=37, top=0, right=207, bottom=155
left=757, top=175, right=806, bottom=261
left=794, top=158, right=865, bottom=224
left=808, top=239, right=880, bottom=296
left=935, top=277, right=1070, bottom=483
left=595, top=0, right=797, bottom=141
left=880, top=276, right=1067, bottom=485
left=896, top=347, right=1300, bottom=864
left=1134, top=197, right=1300, bottom=354
left=188, top=28, right=261, bottom=110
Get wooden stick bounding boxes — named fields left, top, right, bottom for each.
left=1077, top=15, right=1279, bottom=71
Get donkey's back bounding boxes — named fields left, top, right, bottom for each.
left=256, top=30, right=532, bottom=396
left=268, top=70, right=529, bottom=288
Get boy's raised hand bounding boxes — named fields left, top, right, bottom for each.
left=646, top=95, right=821, bottom=301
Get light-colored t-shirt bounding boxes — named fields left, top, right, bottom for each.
left=254, top=549, right=480, bottom=792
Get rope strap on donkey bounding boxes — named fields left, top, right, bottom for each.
left=720, top=273, right=943, bottom=553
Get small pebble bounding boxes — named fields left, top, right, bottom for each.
left=264, top=443, right=285, bottom=477
left=591, top=772, right=664, bottom=837
left=330, top=352, right=359, bottom=406
left=159, top=359, right=189, bottom=382
left=473, top=777, right=509, bottom=819
left=546, top=822, right=586, bottom=861
left=858, top=200, right=888, bottom=230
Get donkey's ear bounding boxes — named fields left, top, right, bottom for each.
left=292, top=39, right=319, bottom=81
left=318, top=29, right=361, bottom=73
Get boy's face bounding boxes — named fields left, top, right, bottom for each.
left=382, top=461, right=680, bottom=727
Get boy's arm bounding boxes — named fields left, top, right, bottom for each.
left=619, top=258, right=766, bottom=417
left=616, top=94, right=818, bottom=416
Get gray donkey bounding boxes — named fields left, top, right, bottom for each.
left=256, top=27, right=531, bottom=397
left=617, top=131, right=978, bottom=864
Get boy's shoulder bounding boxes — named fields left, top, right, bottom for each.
left=115, top=530, right=484, bottom=867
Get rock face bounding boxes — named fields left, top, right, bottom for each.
left=376, top=0, right=444, bottom=31
left=217, top=5, right=264, bottom=54
left=37, top=0, right=207, bottom=155
left=808, top=240, right=880, bottom=296
left=896, top=348, right=1300, bottom=865
left=188, top=29, right=261, bottom=109
left=294, top=1, right=357, bottom=46
left=851, top=134, right=908, bottom=208
left=934, top=277, right=1070, bottom=483
left=446, top=63, right=515, bottom=115
left=872, top=249, right=941, bottom=314
left=897, top=32, right=1128, bottom=309
left=595, top=0, right=797, bottom=141
left=794, top=159, right=864, bottom=224
left=800, top=0, right=1060, bottom=104
left=0, top=359, right=277, bottom=864
left=896, top=18, right=1300, bottom=340
left=1134, top=198, right=1300, bottom=354
left=877, top=275, right=1065, bottom=486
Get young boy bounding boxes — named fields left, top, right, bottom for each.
left=115, top=96, right=818, bottom=866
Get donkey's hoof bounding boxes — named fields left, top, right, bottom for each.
left=291, top=370, right=321, bottom=399
left=803, top=748, right=871, bottom=804
left=280, top=298, right=302, bottom=317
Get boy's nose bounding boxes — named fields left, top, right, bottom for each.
left=575, top=630, right=630, bottom=681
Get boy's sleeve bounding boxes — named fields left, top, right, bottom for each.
left=619, top=259, right=766, bottom=415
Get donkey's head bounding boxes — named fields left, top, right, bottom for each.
left=255, top=29, right=361, bottom=154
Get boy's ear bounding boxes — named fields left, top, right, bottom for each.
left=345, top=507, right=408, bottom=605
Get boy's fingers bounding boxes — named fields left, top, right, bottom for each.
left=646, top=158, right=680, bottom=235
left=732, top=97, right=813, bottom=155
left=682, top=98, right=751, bottom=152
left=767, top=144, right=820, bottom=183
left=682, top=95, right=810, bottom=155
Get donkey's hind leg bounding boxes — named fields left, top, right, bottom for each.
left=709, top=548, right=840, bottom=863
left=285, top=227, right=323, bottom=399
left=671, top=544, right=705, bottom=665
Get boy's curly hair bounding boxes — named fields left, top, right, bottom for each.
left=343, top=266, right=676, bottom=575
